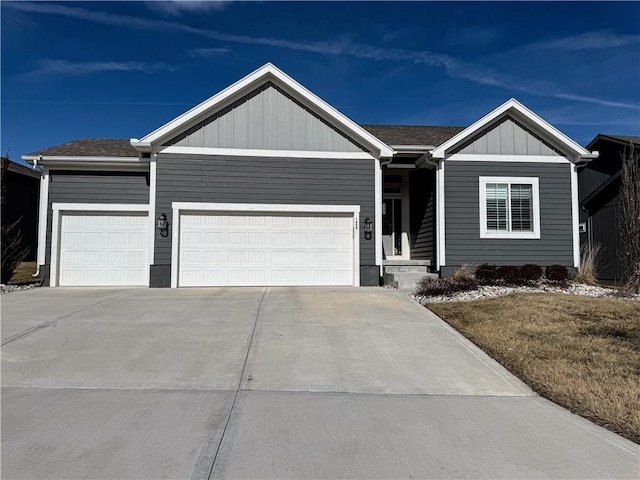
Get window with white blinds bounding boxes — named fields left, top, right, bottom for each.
left=479, top=177, right=540, bottom=239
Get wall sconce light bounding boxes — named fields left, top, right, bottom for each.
left=364, top=217, right=373, bottom=240
left=157, top=213, right=169, bottom=237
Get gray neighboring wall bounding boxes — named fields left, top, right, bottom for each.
left=444, top=161, right=573, bottom=268
left=153, top=154, right=376, bottom=279
left=45, top=171, right=150, bottom=265
left=164, top=82, right=367, bottom=153
left=452, top=116, right=563, bottom=156
left=409, top=169, right=436, bottom=264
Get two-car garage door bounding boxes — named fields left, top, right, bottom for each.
left=178, top=211, right=355, bottom=286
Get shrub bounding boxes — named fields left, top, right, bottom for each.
left=498, top=266, right=521, bottom=285
left=520, top=264, right=544, bottom=283
left=545, top=264, right=569, bottom=282
left=416, top=276, right=478, bottom=296
left=451, top=265, right=474, bottom=282
left=475, top=264, right=500, bottom=284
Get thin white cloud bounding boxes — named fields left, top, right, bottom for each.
left=18, top=59, right=172, bottom=79
left=145, top=1, right=228, bottom=16
left=186, top=47, right=232, bottom=58
left=6, top=2, right=638, bottom=110
left=527, top=31, right=640, bottom=52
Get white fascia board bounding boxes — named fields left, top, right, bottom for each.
left=133, top=63, right=393, bottom=158
left=52, top=203, right=150, bottom=212
left=23, top=156, right=149, bottom=171
left=432, top=99, right=591, bottom=159
left=159, top=146, right=375, bottom=160
left=447, top=154, right=571, bottom=164
left=171, top=202, right=360, bottom=214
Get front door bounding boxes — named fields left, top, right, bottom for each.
left=382, top=198, right=403, bottom=256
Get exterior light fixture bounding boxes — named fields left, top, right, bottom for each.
left=157, top=213, right=169, bottom=237
left=364, top=217, right=373, bottom=240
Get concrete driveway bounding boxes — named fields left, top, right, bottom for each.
left=1, top=287, right=637, bottom=479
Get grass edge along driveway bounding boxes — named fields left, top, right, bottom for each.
left=427, top=293, right=640, bottom=444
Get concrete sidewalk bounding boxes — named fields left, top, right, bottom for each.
left=2, top=287, right=638, bottom=479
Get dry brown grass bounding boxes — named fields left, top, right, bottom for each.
left=427, top=294, right=640, bottom=444
left=576, top=243, right=601, bottom=285
left=7, top=261, right=40, bottom=285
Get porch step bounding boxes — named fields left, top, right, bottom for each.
left=383, top=272, right=438, bottom=292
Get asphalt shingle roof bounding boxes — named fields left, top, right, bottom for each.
left=26, top=139, right=138, bottom=157
left=599, top=134, right=640, bottom=145
left=360, top=124, right=466, bottom=147
left=2, top=158, right=40, bottom=178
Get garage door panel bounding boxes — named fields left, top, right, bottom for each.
left=59, top=213, right=148, bottom=286
left=179, top=211, right=354, bottom=287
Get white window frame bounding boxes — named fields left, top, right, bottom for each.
left=479, top=177, right=540, bottom=239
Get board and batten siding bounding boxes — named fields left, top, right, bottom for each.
left=444, top=161, right=573, bottom=267
left=409, top=169, right=436, bottom=264
left=154, top=154, right=376, bottom=272
left=452, top=116, right=562, bottom=156
left=164, top=82, right=367, bottom=153
left=45, top=171, right=150, bottom=264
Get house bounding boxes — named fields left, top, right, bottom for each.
left=22, top=63, right=597, bottom=288
left=579, top=134, right=640, bottom=284
left=1, top=157, right=40, bottom=262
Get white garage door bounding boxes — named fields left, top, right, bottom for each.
left=178, top=212, right=354, bottom=286
left=58, top=212, right=149, bottom=286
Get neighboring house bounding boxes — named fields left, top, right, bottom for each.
left=1, top=157, right=40, bottom=261
left=22, top=63, right=597, bottom=288
left=579, top=134, right=640, bottom=284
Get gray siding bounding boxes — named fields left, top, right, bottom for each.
left=165, top=82, right=366, bottom=153
left=444, top=161, right=573, bottom=267
left=453, top=116, right=562, bottom=156
left=409, top=169, right=435, bottom=263
left=45, top=171, right=149, bottom=264
left=154, top=154, right=376, bottom=268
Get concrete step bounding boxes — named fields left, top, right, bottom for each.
left=383, top=272, right=438, bottom=292
left=384, top=265, right=430, bottom=274
left=383, top=260, right=431, bottom=266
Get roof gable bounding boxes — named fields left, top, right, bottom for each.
left=431, top=99, right=594, bottom=161
left=163, top=81, right=366, bottom=153
left=132, top=63, right=393, bottom=157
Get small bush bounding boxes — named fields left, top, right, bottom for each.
left=520, top=264, right=544, bottom=283
left=416, top=276, right=478, bottom=296
left=498, top=266, right=521, bottom=285
left=475, top=264, right=500, bottom=284
left=451, top=265, right=474, bottom=282
left=546, top=264, right=569, bottom=282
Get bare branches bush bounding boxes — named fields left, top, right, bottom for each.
left=619, top=143, right=640, bottom=294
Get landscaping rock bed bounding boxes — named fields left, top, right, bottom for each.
left=1, top=283, right=41, bottom=294
left=411, top=282, right=638, bottom=304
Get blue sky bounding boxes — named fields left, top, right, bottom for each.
left=2, top=1, right=639, bottom=163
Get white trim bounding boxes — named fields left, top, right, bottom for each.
left=36, top=168, right=49, bottom=266
left=52, top=203, right=150, bottom=212
left=158, top=145, right=374, bottom=160
left=437, top=161, right=446, bottom=267
left=447, top=154, right=571, bottom=164
left=133, top=63, right=393, bottom=158
left=571, top=164, right=580, bottom=268
left=375, top=159, right=382, bottom=269
left=478, top=177, right=541, bottom=239
left=148, top=157, right=157, bottom=266
left=170, top=202, right=361, bottom=288
left=23, top=156, right=142, bottom=163
left=431, top=99, right=592, bottom=159
left=49, top=203, right=150, bottom=287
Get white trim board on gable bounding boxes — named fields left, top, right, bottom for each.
left=431, top=99, right=597, bottom=161
left=131, top=63, right=393, bottom=159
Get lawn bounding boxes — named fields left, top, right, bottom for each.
left=7, top=261, right=40, bottom=285
left=427, top=293, right=640, bottom=444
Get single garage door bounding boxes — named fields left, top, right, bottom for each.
left=58, top=212, right=149, bottom=286
left=178, top=212, right=354, bottom=286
